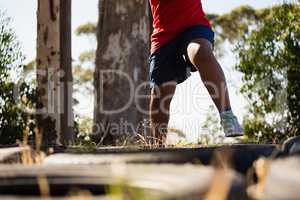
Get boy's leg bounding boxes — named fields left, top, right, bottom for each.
left=187, top=38, right=230, bottom=113
left=149, top=81, right=176, bottom=145
left=186, top=38, right=243, bottom=137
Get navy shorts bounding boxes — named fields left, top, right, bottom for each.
left=149, top=25, right=215, bottom=88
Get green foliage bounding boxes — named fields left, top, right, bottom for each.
left=24, top=60, right=36, bottom=74
left=74, top=50, right=94, bottom=85
left=73, top=65, right=93, bottom=85
left=79, top=50, right=95, bottom=63
left=74, top=25, right=95, bottom=86
left=198, top=105, right=224, bottom=145
left=75, top=22, right=97, bottom=36
left=73, top=23, right=96, bottom=139
left=211, top=6, right=258, bottom=43
left=0, top=11, right=36, bottom=144
left=235, top=3, right=300, bottom=143
left=209, top=5, right=286, bottom=57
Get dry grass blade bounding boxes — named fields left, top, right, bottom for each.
left=20, top=127, right=34, bottom=165
left=37, top=174, right=50, bottom=198
left=136, top=134, right=150, bottom=146
left=247, top=158, right=271, bottom=200
left=204, top=149, right=234, bottom=200
left=20, top=126, right=45, bottom=165
left=204, top=169, right=234, bottom=200
left=168, top=128, right=186, bottom=138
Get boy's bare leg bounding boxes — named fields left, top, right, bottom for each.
left=187, top=38, right=231, bottom=113
left=187, top=38, right=244, bottom=137
left=149, top=82, right=176, bottom=145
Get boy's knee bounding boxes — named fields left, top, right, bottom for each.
left=187, top=38, right=213, bottom=66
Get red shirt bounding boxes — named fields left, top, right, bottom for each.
left=150, top=0, right=211, bottom=53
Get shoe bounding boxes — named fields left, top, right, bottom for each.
left=220, top=110, right=244, bottom=137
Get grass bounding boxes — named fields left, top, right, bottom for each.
left=19, top=127, right=45, bottom=165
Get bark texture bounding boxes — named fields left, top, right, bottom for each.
left=36, top=0, right=74, bottom=146
left=60, top=0, right=74, bottom=144
left=94, top=0, right=151, bottom=144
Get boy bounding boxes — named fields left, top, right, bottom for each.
left=149, top=0, right=244, bottom=144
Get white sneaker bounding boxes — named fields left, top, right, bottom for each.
left=220, top=110, right=244, bottom=137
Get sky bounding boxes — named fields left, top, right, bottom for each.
left=0, top=0, right=283, bottom=142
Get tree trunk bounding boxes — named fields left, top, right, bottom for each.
left=94, top=0, right=150, bottom=145
left=60, top=0, right=75, bottom=144
left=36, top=0, right=74, bottom=146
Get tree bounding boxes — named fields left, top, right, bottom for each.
left=60, top=0, right=75, bottom=144
left=94, top=0, right=150, bottom=145
left=235, top=3, right=300, bottom=143
left=0, top=11, right=36, bottom=145
left=36, top=0, right=74, bottom=146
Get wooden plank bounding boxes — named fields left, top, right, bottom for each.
left=249, top=156, right=300, bottom=200
left=0, top=147, right=30, bottom=164
left=52, top=144, right=277, bottom=174
left=0, top=164, right=246, bottom=199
